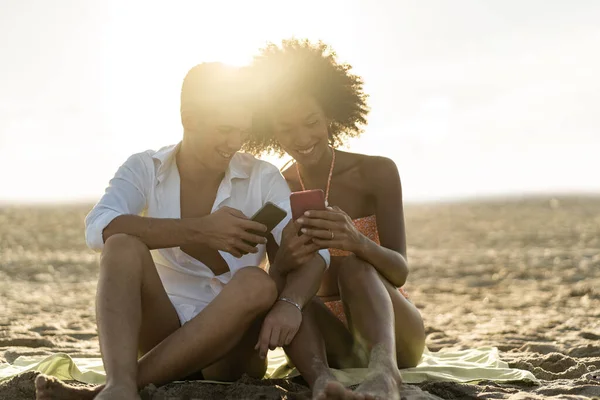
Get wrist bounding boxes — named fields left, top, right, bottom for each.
left=277, top=297, right=302, bottom=313
left=353, top=234, right=371, bottom=259
left=181, top=217, right=206, bottom=245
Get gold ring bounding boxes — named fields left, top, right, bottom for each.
left=330, top=231, right=334, bottom=240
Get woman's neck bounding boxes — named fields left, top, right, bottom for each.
left=297, top=147, right=334, bottom=189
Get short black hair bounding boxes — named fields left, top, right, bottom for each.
left=180, top=63, right=255, bottom=129
left=244, top=39, right=369, bottom=155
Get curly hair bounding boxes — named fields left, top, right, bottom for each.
left=244, top=39, right=369, bottom=155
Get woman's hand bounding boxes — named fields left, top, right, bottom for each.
left=297, top=206, right=364, bottom=253
left=273, top=220, right=320, bottom=274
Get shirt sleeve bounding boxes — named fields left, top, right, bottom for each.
left=262, top=164, right=331, bottom=268
left=84, top=153, right=151, bottom=251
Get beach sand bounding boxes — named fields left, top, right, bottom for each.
left=1, top=197, right=599, bottom=399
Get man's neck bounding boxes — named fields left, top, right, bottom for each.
left=177, top=142, right=225, bottom=187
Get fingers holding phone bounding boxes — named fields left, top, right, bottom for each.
left=290, top=189, right=326, bottom=221
left=194, top=207, right=268, bottom=257
left=239, top=202, right=287, bottom=256
left=274, top=219, right=321, bottom=273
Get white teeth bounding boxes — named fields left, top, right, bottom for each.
left=218, top=151, right=233, bottom=158
left=298, top=145, right=315, bottom=155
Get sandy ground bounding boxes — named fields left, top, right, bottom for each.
left=1, top=196, right=599, bottom=399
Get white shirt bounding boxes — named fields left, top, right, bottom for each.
left=85, top=143, right=330, bottom=324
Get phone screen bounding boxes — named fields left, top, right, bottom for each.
left=243, top=202, right=287, bottom=247
left=290, top=190, right=326, bottom=221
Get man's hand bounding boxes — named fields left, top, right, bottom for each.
left=189, top=207, right=268, bottom=258
left=255, top=300, right=302, bottom=359
left=274, top=220, right=320, bottom=274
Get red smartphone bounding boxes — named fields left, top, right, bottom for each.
left=243, top=202, right=288, bottom=247
left=290, top=189, right=326, bottom=221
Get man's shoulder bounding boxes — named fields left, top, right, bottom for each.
left=122, top=144, right=178, bottom=171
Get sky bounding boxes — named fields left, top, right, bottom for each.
left=0, top=0, right=598, bottom=203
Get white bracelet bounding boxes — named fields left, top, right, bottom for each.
left=278, top=297, right=302, bottom=313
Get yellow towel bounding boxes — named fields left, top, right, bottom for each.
left=0, top=346, right=537, bottom=386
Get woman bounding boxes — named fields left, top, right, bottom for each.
left=248, top=40, right=426, bottom=400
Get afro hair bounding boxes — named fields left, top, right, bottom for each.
left=244, top=39, right=369, bottom=155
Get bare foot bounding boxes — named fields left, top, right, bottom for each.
left=35, top=374, right=99, bottom=400
left=35, top=375, right=141, bottom=400
left=354, top=344, right=402, bottom=400
left=354, top=369, right=401, bottom=400
left=313, top=370, right=351, bottom=400
left=319, top=381, right=365, bottom=400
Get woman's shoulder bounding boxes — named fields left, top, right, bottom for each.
left=280, top=163, right=296, bottom=180
left=341, top=151, right=400, bottom=180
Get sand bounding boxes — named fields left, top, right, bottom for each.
left=1, top=196, right=599, bottom=399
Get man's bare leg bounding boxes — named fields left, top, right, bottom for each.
left=36, top=234, right=277, bottom=400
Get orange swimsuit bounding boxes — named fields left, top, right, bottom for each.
left=324, top=215, right=409, bottom=327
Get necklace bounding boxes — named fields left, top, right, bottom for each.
left=296, top=147, right=336, bottom=203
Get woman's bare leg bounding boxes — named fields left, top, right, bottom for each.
left=36, top=234, right=277, bottom=400
left=330, top=255, right=425, bottom=400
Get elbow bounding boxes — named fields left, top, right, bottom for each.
left=392, top=264, right=409, bottom=288
left=84, top=228, right=103, bottom=252
left=84, top=215, right=100, bottom=251
left=388, top=258, right=409, bottom=288
left=84, top=210, right=121, bottom=252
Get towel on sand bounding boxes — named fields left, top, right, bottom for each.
left=0, top=347, right=537, bottom=386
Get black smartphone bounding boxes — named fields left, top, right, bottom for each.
left=243, top=202, right=288, bottom=247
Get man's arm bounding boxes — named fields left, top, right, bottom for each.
left=270, top=252, right=326, bottom=309
left=256, top=250, right=326, bottom=359
left=256, top=220, right=328, bottom=358
left=85, top=153, right=153, bottom=251
left=101, top=215, right=198, bottom=250
left=85, top=153, right=198, bottom=250
left=85, top=153, right=267, bottom=254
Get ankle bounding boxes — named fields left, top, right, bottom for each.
left=104, top=378, right=138, bottom=392
left=308, top=357, right=334, bottom=386
left=368, top=343, right=398, bottom=371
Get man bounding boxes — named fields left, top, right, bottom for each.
left=35, top=63, right=329, bottom=400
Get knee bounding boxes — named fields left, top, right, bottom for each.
left=101, top=233, right=149, bottom=268
left=337, top=255, right=377, bottom=293
left=397, top=339, right=426, bottom=369
left=234, top=267, right=278, bottom=312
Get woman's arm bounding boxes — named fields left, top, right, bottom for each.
left=300, top=156, right=409, bottom=287
left=354, top=156, right=408, bottom=287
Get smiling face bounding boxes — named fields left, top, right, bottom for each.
left=271, top=95, right=330, bottom=166
left=183, top=102, right=253, bottom=172
left=179, top=63, right=254, bottom=173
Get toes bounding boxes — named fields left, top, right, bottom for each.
left=35, top=374, right=53, bottom=399
left=343, top=387, right=362, bottom=400
left=35, top=374, right=49, bottom=390
left=323, top=382, right=349, bottom=400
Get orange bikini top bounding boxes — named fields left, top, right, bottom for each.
left=329, top=215, right=379, bottom=257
